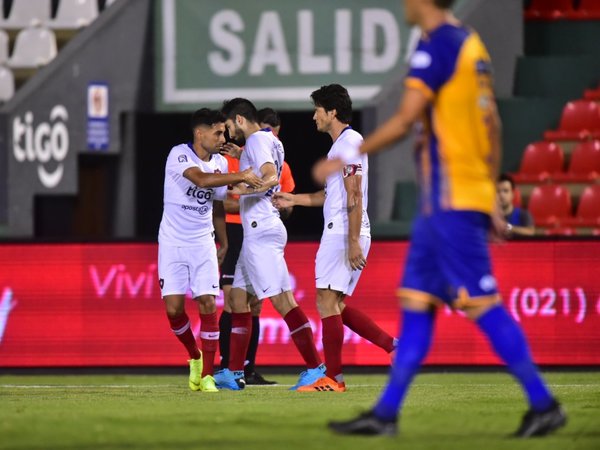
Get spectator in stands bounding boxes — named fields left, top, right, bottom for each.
left=497, top=173, right=535, bottom=237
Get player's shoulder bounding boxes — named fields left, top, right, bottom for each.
left=247, top=129, right=273, bottom=146
left=211, top=152, right=228, bottom=171
left=167, top=143, right=193, bottom=163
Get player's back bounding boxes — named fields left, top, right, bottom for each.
left=406, top=23, right=496, bottom=216
left=238, top=130, right=284, bottom=234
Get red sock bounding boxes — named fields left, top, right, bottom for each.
left=342, top=306, right=395, bottom=353
left=283, top=307, right=322, bottom=369
left=200, top=312, right=219, bottom=377
left=229, top=312, right=252, bottom=371
left=322, top=315, right=344, bottom=381
left=168, top=312, right=200, bottom=360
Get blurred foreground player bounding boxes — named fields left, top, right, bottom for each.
left=321, top=0, right=566, bottom=438
left=158, top=109, right=262, bottom=392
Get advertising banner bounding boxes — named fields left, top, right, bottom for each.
left=0, top=241, right=598, bottom=367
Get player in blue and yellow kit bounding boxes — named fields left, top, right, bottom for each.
left=322, top=0, right=566, bottom=438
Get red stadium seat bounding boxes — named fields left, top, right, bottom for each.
left=553, top=140, right=600, bottom=182
left=528, top=184, right=573, bottom=226
left=584, top=82, right=600, bottom=101
left=544, top=100, right=600, bottom=141
left=573, top=0, right=600, bottom=19
left=525, top=0, right=575, bottom=20
left=563, top=185, right=600, bottom=227
left=513, top=141, right=565, bottom=183
left=513, top=186, right=523, bottom=208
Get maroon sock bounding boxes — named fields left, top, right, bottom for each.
left=229, top=312, right=252, bottom=372
left=342, top=306, right=395, bottom=353
left=283, top=307, right=322, bottom=369
left=200, top=312, right=219, bottom=377
left=168, top=312, right=200, bottom=360
left=322, top=315, right=344, bottom=381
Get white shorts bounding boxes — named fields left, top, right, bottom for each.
left=232, top=221, right=291, bottom=299
left=158, top=237, right=219, bottom=298
left=315, top=234, right=371, bottom=296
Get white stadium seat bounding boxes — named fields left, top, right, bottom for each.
left=7, top=26, right=57, bottom=69
left=50, top=0, right=99, bottom=30
left=0, top=0, right=51, bottom=29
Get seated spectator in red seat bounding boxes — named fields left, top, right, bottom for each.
left=497, top=174, right=535, bottom=237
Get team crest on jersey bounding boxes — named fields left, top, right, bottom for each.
left=178, top=155, right=188, bottom=163
left=342, top=164, right=362, bottom=178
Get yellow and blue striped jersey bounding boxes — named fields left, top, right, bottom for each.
left=406, top=23, right=496, bottom=215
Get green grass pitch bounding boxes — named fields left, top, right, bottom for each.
left=1, top=371, right=598, bottom=449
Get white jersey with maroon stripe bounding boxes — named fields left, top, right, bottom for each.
left=323, top=128, right=370, bottom=237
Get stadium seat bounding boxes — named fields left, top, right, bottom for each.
left=7, top=26, right=57, bottom=69
left=584, top=82, right=600, bottom=101
left=0, top=30, right=8, bottom=65
left=524, top=0, right=575, bottom=20
left=0, top=65, right=15, bottom=102
left=573, top=0, right=600, bottom=19
left=563, top=185, right=600, bottom=227
left=553, top=140, right=600, bottom=182
left=513, top=186, right=523, bottom=207
left=50, top=0, right=99, bottom=30
left=0, top=0, right=51, bottom=29
left=512, top=141, right=565, bottom=183
left=544, top=100, right=600, bottom=141
left=528, top=184, right=573, bottom=226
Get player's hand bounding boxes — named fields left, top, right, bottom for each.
left=312, top=157, right=344, bottom=186
left=272, top=192, right=295, bottom=208
left=220, top=142, right=242, bottom=159
left=217, top=245, right=228, bottom=266
left=348, top=241, right=367, bottom=270
left=241, top=168, right=263, bottom=188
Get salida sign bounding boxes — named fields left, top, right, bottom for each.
left=158, top=0, right=408, bottom=109
left=0, top=242, right=599, bottom=367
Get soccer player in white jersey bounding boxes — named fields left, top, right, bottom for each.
left=274, top=84, right=396, bottom=392
left=214, top=98, right=326, bottom=391
left=158, top=108, right=263, bottom=392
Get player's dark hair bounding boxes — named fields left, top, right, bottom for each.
left=434, top=0, right=455, bottom=9
left=221, top=98, right=259, bottom=123
left=190, top=108, right=225, bottom=131
left=498, top=173, right=515, bottom=190
left=257, top=107, right=281, bottom=128
left=310, top=84, right=353, bottom=124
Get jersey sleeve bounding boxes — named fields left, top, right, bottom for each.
left=279, top=161, right=295, bottom=193
left=340, top=134, right=364, bottom=177
left=246, top=133, right=274, bottom=173
left=405, top=39, right=453, bottom=100
left=166, top=148, right=197, bottom=176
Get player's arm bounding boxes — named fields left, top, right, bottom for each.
left=233, top=162, right=279, bottom=196
left=223, top=194, right=240, bottom=214
left=183, top=166, right=263, bottom=189
left=360, top=87, right=429, bottom=155
left=343, top=171, right=366, bottom=271
left=212, top=200, right=228, bottom=266
left=272, top=190, right=325, bottom=208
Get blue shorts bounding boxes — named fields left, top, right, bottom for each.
left=399, top=211, right=499, bottom=308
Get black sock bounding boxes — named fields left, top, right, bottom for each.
left=245, top=316, right=260, bottom=375
left=219, top=311, right=232, bottom=369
